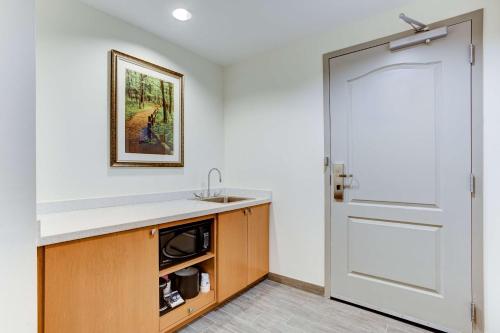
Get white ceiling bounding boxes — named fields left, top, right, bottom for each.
left=80, top=0, right=413, bottom=65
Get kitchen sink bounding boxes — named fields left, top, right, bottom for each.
left=201, top=196, right=253, bottom=203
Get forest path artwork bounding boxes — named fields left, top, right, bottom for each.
left=126, top=106, right=168, bottom=154
left=125, top=69, right=174, bottom=155
left=111, top=50, right=184, bottom=167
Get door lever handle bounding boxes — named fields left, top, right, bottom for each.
left=338, top=174, right=353, bottom=178
left=333, top=164, right=353, bottom=201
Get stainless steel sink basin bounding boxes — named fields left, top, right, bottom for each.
left=201, top=196, right=253, bottom=203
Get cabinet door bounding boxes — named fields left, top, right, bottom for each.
left=217, top=209, right=248, bottom=302
left=44, top=228, right=158, bottom=333
left=247, top=204, right=270, bottom=284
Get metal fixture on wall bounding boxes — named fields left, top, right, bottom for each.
left=389, top=26, right=448, bottom=51
left=390, top=14, right=447, bottom=51
left=399, top=13, right=428, bottom=32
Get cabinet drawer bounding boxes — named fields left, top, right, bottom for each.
left=160, top=290, right=215, bottom=332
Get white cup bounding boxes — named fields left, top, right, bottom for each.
left=200, top=273, right=210, bottom=293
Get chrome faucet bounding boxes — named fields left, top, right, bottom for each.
left=207, top=168, right=222, bottom=198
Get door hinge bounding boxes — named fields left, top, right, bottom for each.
left=469, top=44, right=476, bottom=65
left=471, top=302, right=477, bottom=323
left=324, top=156, right=330, bottom=167
left=469, top=174, right=476, bottom=194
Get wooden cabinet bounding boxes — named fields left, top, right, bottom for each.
left=247, top=204, right=270, bottom=284
left=39, top=203, right=269, bottom=333
left=43, top=227, right=158, bottom=333
left=217, top=204, right=270, bottom=302
left=217, top=209, right=248, bottom=302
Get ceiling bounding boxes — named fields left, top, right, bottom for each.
left=80, top=0, right=414, bottom=65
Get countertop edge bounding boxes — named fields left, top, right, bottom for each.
left=38, top=198, right=271, bottom=247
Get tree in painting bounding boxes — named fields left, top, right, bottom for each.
left=125, top=69, right=174, bottom=155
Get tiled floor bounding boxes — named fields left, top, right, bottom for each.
left=179, top=280, right=431, bottom=333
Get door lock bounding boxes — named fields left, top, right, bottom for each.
left=333, top=164, right=352, bottom=201
left=338, top=173, right=353, bottom=179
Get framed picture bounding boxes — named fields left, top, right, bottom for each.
left=110, top=50, right=184, bottom=167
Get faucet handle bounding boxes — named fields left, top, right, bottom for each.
left=193, top=192, right=204, bottom=200
left=213, top=190, right=223, bottom=197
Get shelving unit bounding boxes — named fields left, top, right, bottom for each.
left=158, top=215, right=218, bottom=333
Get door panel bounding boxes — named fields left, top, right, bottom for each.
left=348, top=217, right=441, bottom=292
left=44, top=228, right=158, bottom=333
left=248, top=204, right=270, bottom=284
left=217, top=209, right=248, bottom=302
left=330, top=21, right=471, bottom=333
left=349, top=63, right=440, bottom=205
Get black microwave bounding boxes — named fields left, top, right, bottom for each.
left=159, top=219, right=212, bottom=269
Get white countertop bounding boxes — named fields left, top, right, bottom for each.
left=38, top=195, right=271, bottom=246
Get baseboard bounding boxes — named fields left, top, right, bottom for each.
left=268, top=272, right=325, bottom=296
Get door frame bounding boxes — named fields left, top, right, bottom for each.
left=322, top=10, right=484, bottom=332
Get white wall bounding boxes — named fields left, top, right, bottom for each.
left=224, top=0, right=500, bottom=332
left=0, top=0, right=37, bottom=332
left=36, top=0, right=224, bottom=202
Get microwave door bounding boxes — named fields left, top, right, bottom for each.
left=162, top=232, right=198, bottom=260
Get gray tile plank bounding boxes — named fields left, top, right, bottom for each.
left=179, top=280, right=432, bottom=333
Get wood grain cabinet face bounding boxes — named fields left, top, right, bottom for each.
left=247, top=204, right=270, bottom=284
left=217, top=209, right=248, bottom=302
left=43, top=228, right=158, bottom=333
left=217, top=204, right=270, bottom=302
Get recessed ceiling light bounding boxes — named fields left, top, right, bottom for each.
left=172, top=8, right=192, bottom=21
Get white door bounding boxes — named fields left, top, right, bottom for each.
left=330, top=21, right=472, bottom=333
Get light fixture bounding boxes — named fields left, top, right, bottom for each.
left=172, top=8, right=192, bottom=21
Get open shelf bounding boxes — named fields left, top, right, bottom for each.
left=158, top=218, right=217, bottom=332
left=159, top=289, right=215, bottom=332
left=159, top=252, right=215, bottom=276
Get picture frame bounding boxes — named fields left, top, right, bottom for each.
left=110, top=50, right=184, bottom=167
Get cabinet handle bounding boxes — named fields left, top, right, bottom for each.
left=150, top=229, right=157, bottom=236
left=243, top=209, right=247, bottom=216
left=248, top=208, right=252, bottom=215
left=188, top=307, right=196, bottom=314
